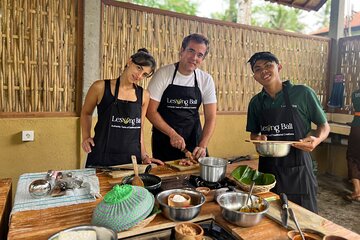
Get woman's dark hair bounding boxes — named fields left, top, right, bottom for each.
left=181, top=33, right=210, bottom=58
left=130, top=48, right=156, bottom=77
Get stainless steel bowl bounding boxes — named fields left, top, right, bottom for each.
left=216, top=192, right=269, bottom=227
left=156, top=189, right=205, bottom=221
left=29, top=179, right=52, bottom=198
left=48, top=225, right=117, bottom=240
left=198, top=157, right=228, bottom=182
left=255, top=142, right=292, bottom=157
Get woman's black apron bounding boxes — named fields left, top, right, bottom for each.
left=86, top=78, right=142, bottom=167
left=258, top=85, right=318, bottom=212
left=152, top=63, right=202, bottom=161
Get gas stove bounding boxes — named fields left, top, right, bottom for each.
left=121, top=219, right=238, bottom=240
left=160, top=174, right=236, bottom=192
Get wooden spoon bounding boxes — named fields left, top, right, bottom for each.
left=131, top=155, right=144, bottom=187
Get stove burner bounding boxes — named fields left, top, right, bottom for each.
left=189, top=175, right=234, bottom=189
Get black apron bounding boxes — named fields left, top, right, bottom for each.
left=152, top=63, right=203, bottom=161
left=258, top=84, right=318, bottom=212
left=86, top=78, right=142, bottom=167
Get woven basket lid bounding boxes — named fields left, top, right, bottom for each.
left=91, top=184, right=154, bottom=232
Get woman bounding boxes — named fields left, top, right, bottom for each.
left=81, top=48, right=164, bottom=167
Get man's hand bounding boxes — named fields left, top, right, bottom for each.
left=142, top=157, right=164, bottom=165
left=193, top=146, right=206, bottom=159
left=292, top=136, right=320, bottom=152
left=82, top=137, right=95, bottom=153
left=169, top=131, right=186, bottom=150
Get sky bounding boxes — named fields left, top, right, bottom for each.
left=196, top=0, right=360, bottom=34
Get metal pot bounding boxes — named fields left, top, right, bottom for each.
left=198, top=157, right=228, bottom=182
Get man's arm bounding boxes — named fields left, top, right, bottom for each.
left=293, top=123, right=330, bottom=152
left=193, top=103, right=216, bottom=159
left=146, top=99, right=186, bottom=150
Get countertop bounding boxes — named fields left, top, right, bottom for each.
left=7, top=161, right=360, bottom=240
left=0, top=178, right=12, bottom=240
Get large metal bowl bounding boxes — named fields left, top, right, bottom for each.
left=198, top=157, right=228, bottom=182
left=216, top=192, right=269, bottom=227
left=156, top=189, right=205, bottom=221
left=255, top=142, right=292, bottom=157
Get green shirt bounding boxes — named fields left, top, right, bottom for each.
left=351, top=89, right=360, bottom=127
left=246, top=80, right=327, bottom=135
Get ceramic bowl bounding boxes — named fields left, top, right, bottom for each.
left=168, top=193, right=191, bottom=207
left=174, top=222, right=204, bottom=240
left=322, top=235, right=347, bottom=240
left=287, top=229, right=325, bottom=240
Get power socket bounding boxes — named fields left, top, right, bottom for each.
left=22, top=130, right=35, bottom=142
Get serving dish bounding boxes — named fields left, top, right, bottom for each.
left=48, top=225, right=117, bottom=240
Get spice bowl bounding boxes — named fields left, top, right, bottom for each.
left=174, top=222, right=204, bottom=240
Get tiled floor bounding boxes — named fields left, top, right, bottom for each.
left=317, top=173, right=360, bottom=234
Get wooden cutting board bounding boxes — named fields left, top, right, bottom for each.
left=165, top=160, right=200, bottom=171
left=265, top=199, right=328, bottom=234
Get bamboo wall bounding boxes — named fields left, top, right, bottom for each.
left=101, top=0, right=331, bottom=112
left=0, top=0, right=80, bottom=114
left=338, top=35, right=360, bottom=107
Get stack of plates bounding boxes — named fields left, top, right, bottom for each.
left=92, top=184, right=154, bottom=232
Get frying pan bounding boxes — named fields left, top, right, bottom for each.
left=121, top=165, right=161, bottom=194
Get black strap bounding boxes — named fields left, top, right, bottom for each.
left=171, top=62, right=198, bottom=87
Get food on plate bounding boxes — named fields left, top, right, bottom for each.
left=58, top=230, right=96, bottom=240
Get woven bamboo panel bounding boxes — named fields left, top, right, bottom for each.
left=338, top=35, right=360, bottom=107
left=101, top=2, right=330, bottom=112
left=0, top=0, right=79, bottom=113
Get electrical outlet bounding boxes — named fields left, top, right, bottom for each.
left=22, top=130, right=35, bottom=142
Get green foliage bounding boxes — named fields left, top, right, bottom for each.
left=210, top=0, right=239, bottom=23
left=252, top=4, right=305, bottom=32
left=119, top=0, right=198, bottom=15
left=231, top=165, right=276, bottom=185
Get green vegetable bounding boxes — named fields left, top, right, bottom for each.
left=231, top=165, right=275, bottom=185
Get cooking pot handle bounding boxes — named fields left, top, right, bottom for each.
left=145, top=164, right=152, bottom=174
left=228, top=155, right=251, bottom=164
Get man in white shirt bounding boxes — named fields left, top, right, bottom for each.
left=147, top=33, right=217, bottom=161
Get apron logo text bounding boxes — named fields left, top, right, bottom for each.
left=111, top=116, right=140, bottom=126
left=166, top=98, right=198, bottom=106
left=261, top=123, right=294, bottom=133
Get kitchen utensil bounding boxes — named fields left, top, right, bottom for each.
left=121, top=164, right=162, bottom=194
left=48, top=225, right=117, bottom=240
left=227, top=155, right=253, bottom=164
left=175, top=222, right=204, bottom=240
left=131, top=155, right=144, bottom=187
left=240, top=181, right=255, bottom=212
left=280, top=193, right=289, bottom=228
left=156, top=189, right=205, bottom=221
left=246, top=140, right=295, bottom=157
left=216, top=192, right=269, bottom=227
left=289, top=208, right=305, bottom=240
left=198, top=157, right=228, bottom=182
left=28, top=179, right=52, bottom=198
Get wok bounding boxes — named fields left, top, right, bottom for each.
left=121, top=165, right=161, bottom=194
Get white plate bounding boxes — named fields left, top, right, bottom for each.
left=48, top=225, right=117, bottom=240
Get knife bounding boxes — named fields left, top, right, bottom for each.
left=280, top=192, right=289, bottom=228
left=181, top=148, right=198, bottom=164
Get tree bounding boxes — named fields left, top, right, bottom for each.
left=119, top=0, right=198, bottom=15
left=252, top=3, right=305, bottom=32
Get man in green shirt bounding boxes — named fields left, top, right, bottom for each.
left=246, top=52, right=330, bottom=212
